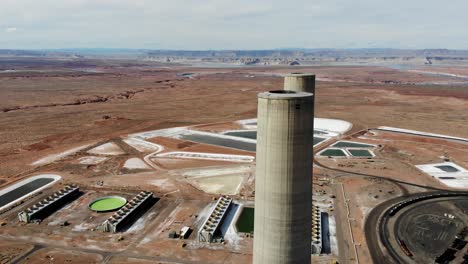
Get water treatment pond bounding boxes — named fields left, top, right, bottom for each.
left=224, top=131, right=257, bottom=140
left=0, top=178, right=54, bottom=208
left=236, top=207, right=254, bottom=233
left=89, top=196, right=127, bottom=212
left=313, top=137, right=326, bottom=146
left=224, top=131, right=326, bottom=147
left=436, top=165, right=459, bottom=172
left=320, top=148, right=347, bottom=157
left=332, top=141, right=374, bottom=148
left=348, top=149, right=373, bottom=157
left=179, top=134, right=256, bottom=152
left=313, top=130, right=328, bottom=135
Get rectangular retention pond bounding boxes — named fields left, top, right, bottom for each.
left=313, top=130, right=328, bottom=135
left=348, top=149, right=374, bottom=157
left=179, top=134, right=256, bottom=152
left=236, top=207, right=254, bottom=233
left=436, top=165, right=459, bottom=173
left=224, top=131, right=257, bottom=140
left=332, top=141, right=374, bottom=148
left=0, top=178, right=55, bottom=208
left=313, top=137, right=326, bottom=146
left=224, top=131, right=326, bottom=147
left=319, top=148, right=348, bottom=157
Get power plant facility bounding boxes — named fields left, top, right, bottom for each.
left=253, top=82, right=314, bottom=263
left=18, top=185, right=80, bottom=223
left=2, top=38, right=468, bottom=264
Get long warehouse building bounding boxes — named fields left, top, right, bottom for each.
left=18, top=185, right=80, bottom=223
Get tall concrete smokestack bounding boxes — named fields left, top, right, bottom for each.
left=253, top=90, right=314, bottom=264
left=284, top=73, right=315, bottom=94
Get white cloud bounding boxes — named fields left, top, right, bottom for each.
left=5, top=27, right=17, bottom=33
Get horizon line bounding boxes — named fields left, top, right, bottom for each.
left=1, top=47, right=467, bottom=52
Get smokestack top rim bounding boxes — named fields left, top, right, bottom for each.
left=270, top=90, right=296, bottom=94
left=258, top=90, right=313, bottom=100
left=284, top=72, right=316, bottom=77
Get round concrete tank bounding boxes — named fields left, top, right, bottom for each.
left=253, top=90, right=314, bottom=264
left=284, top=73, right=315, bottom=94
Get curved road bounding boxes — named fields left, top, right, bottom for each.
left=364, top=194, right=414, bottom=264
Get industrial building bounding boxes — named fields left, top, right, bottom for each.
left=18, top=185, right=80, bottom=223
left=311, top=204, right=323, bottom=254
left=199, top=196, right=232, bottom=243
left=101, top=191, right=154, bottom=233
left=180, top=226, right=192, bottom=239
left=253, top=88, right=314, bottom=263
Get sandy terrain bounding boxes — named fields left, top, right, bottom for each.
left=123, top=158, right=151, bottom=170
left=19, top=248, right=103, bottom=264
left=1, top=63, right=467, bottom=178
left=0, top=58, right=467, bottom=263
left=87, top=142, right=126, bottom=156
left=0, top=240, right=33, bottom=264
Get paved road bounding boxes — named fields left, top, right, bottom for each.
left=363, top=195, right=408, bottom=264
left=331, top=182, right=352, bottom=264
left=1, top=233, right=205, bottom=264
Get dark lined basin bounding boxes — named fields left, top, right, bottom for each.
left=180, top=134, right=256, bottom=152
left=436, top=165, right=459, bottom=173
left=0, top=178, right=54, bottom=208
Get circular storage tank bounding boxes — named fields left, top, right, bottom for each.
left=88, top=196, right=127, bottom=212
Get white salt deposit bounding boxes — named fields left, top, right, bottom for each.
left=192, top=175, right=244, bottom=195
left=155, top=151, right=254, bottom=163
left=78, top=156, right=108, bottom=165
left=128, top=127, right=187, bottom=140
left=149, top=179, right=174, bottom=189
left=123, top=158, right=151, bottom=170
left=237, top=118, right=257, bottom=129
left=32, top=144, right=92, bottom=166
left=377, top=126, right=468, bottom=142
left=123, top=138, right=163, bottom=153
left=179, top=165, right=252, bottom=178
left=315, top=118, right=353, bottom=134
left=87, top=142, right=125, bottom=155
left=408, top=70, right=468, bottom=79
left=237, top=117, right=351, bottom=135
left=416, top=162, right=468, bottom=188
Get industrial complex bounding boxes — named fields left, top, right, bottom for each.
left=0, top=67, right=467, bottom=264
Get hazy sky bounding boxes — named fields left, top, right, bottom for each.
left=1, top=0, right=467, bottom=49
